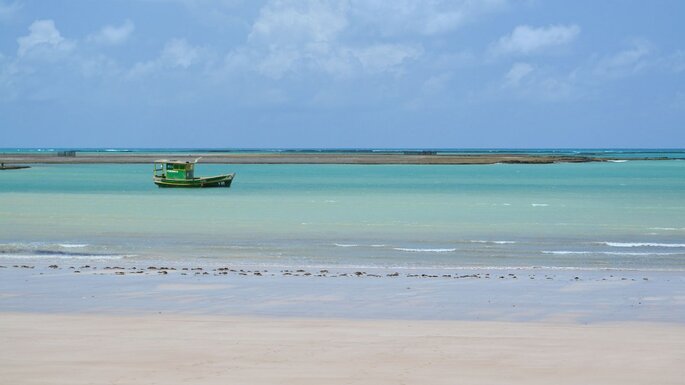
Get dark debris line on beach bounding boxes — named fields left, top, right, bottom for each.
left=0, top=264, right=649, bottom=282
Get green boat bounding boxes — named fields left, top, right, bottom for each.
left=153, top=158, right=235, bottom=188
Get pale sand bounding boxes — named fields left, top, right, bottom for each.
left=1, top=313, right=683, bottom=385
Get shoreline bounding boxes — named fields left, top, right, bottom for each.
left=0, top=152, right=667, bottom=164
left=3, top=261, right=684, bottom=323
left=1, top=312, right=683, bottom=385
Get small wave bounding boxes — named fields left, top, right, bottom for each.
left=333, top=243, right=359, bottom=247
left=602, top=242, right=685, bottom=248
left=334, top=243, right=386, bottom=248
left=0, top=242, right=131, bottom=260
left=542, top=251, right=681, bottom=256
left=394, top=248, right=456, bottom=253
left=531, top=203, right=549, bottom=207
left=470, top=240, right=517, bottom=244
left=649, top=227, right=685, bottom=231
left=608, top=160, right=629, bottom=163
left=2, top=242, right=89, bottom=250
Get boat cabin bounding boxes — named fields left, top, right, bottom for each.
left=154, top=160, right=195, bottom=180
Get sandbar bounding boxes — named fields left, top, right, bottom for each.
left=0, top=152, right=649, bottom=165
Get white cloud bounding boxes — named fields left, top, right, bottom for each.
left=249, top=41, right=422, bottom=79
left=128, top=61, right=155, bottom=78
left=161, top=38, right=200, bottom=68
left=666, top=50, right=685, bottom=73
left=492, top=24, right=580, bottom=55
left=349, top=43, right=422, bottom=74
left=233, top=0, right=426, bottom=79
left=491, top=62, right=578, bottom=102
left=503, top=75, right=576, bottom=102
left=88, top=20, right=135, bottom=45
left=504, top=62, right=533, bottom=86
left=351, top=0, right=508, bottom=36
left=588, top=40, right=685, bottom=80
left=421, top=72, right=452, bottom=94
left=128, top=38, right=203, bottom=78
left=0, top=1, right=21, bottom=23
left=248, top=0, right=347, bottom=45
left=242, top=0, right=348, bottom=78
left=255, top=48, right=300, bottom=78
left=593, top=39, right=653, bottom=78
left=17, top=19, right=75, bottom=57
left=422, top=11, right=464, bottom=35
left=220, top=0, right=507, bottom=80
left=79, top=55, right=121, bottom=79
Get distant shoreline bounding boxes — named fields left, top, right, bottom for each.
left=0, top=152, right=670, bottom=165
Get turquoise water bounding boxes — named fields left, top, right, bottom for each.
left=1, top=160, right=685, bottom=270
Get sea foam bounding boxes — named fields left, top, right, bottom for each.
left=470, top=240, right=517, bottom=244
left=602, top=242, right=685, bottom=248
left=649, top=227, right=685, bottom=231
left=0, top=242, right=129, bottom=260
left=58, top=243, right=89, bottom=248
left=393, top=248, right=456, bottom=253
left=543, top=251, right=681, bottom=256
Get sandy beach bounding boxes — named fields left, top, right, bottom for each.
left=1, top=313, right=683, bottom=385
left=2, top=262, right=685, bottom=384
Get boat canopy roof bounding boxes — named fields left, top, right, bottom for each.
left=154, top=159, right=195, bottom=164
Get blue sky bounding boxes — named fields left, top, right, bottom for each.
left=1, top=0, right=684, bottom=148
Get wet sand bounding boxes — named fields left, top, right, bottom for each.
left=1, top=313, right=683, bottom=385
left=0, top=152, right=623, bottom=164
left=2, top=262, right=684, bottom=322
left=1, top=263, right=684, bottom=384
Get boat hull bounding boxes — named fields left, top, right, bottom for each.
left=154, top=173, right=235, bottom=188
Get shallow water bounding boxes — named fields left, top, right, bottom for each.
left=1, top=160, right=684, bottom=270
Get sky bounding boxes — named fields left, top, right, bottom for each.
left=1, top=0, right=684, bottom=148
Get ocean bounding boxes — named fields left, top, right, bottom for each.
left=1, top=151, right=684, bottom=271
